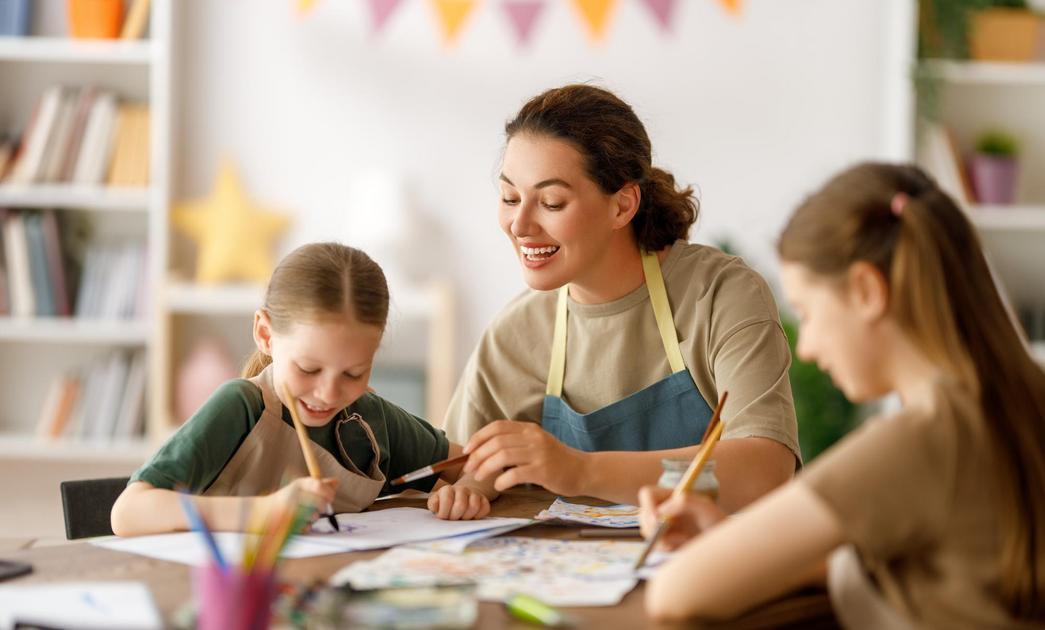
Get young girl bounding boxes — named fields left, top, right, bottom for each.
left=111, top=243, right=495, bottom=536
left=638, top=163, right=1045, bottom=627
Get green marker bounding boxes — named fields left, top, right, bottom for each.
left=505, top=594, right=573, bottom=627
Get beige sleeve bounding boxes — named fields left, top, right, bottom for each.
left=442, top=347, right=488, bottom=444
left=712, top=319, right=801, bottom=463
left=799, top=413, right=955, bottom=559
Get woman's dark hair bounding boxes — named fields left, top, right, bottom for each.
left=505, top=84, right=697, bottom=251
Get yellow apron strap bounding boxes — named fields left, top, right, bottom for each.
left=641, top=250, right=687, bottom=374
left=546, top=285, right=569, bottom=397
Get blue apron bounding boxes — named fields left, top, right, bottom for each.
left=541, top=251, right=713, bottom=452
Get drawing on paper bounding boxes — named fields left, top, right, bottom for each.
left=534, top=497, right=640, bottom=528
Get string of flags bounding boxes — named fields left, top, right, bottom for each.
left=294, top=0, right=742, bottom=47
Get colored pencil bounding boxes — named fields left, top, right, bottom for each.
left=634, top=391, right=728, bottom=570
left=281, top=384, right=340, bottom=532
left=176, top=491, right=228, bottom=572
left=390, top=453, right=470, bottom=486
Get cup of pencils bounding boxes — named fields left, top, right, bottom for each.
left=181, top=491, right=312, bottom=630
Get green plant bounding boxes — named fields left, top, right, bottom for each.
left=976, top=129, right=1020, bottom=156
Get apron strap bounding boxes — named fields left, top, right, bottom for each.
left=335, top=412, right=385, bottom=478
left=546, top=285, right=569, bottom=398
left=640, top=250, right=687, bottom=374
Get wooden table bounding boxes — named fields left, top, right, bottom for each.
left=3, top=489, right=837, bottom=629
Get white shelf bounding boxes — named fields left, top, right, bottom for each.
left=969, top=205, right=1045, bottom=231
left=0, top=318, right=149, bottom=345
left=0, top=184, right=150, bottom=211
left=920, top=59, right=1045, bottom=85
left=166, top=281, right=265, bottom=316
left=0, top=434, right=151, bottom=463
left=0, top=36, right=152, bottom=64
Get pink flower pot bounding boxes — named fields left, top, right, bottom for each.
left=969, top=154, right=1019, bottom=205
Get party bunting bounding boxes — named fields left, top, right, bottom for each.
left=640, top=0, right=678, bottom=32
left=430, top=0, right=480, bottom=46
left=719, top=0, right=742, bottom=16
left=502, top=0, right=546, bottom=47
left=570, top=0, right=617, bottom=42
left=368, top=0, right=406, bottom=33
left=296, top=0, right=316, bottom=15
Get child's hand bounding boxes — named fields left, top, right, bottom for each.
left=267, top=477, right=339, bottom=514
left=638, top=485, right=726, bottom=550
left=428, top=483, right=491, bottom=520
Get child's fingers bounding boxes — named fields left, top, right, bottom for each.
left=427, top=492, right=441, bottom=514
left=449, top=488, right=470, bottom=520
left=436, top=488, right=454, bottom=520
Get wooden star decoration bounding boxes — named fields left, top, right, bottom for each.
left=172, top=161, right=291, bottom=285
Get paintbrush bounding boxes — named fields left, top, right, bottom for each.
left=634, top=391, right=728, bottom=570
left=390, top=453, right=470, bottom=486
left=282, top=384, right=340, bottom=532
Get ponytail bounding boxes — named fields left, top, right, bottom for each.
left=241, top=350, right=272, bottom=379
left=635, top=167, right=698, bottom=251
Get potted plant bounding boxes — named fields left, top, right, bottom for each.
left=67, top=0, right=123, bottom=39
left=969, top=130, right=1021, bottom=205
left=968, top=1, right=1043, bottom=61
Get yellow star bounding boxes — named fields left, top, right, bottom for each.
left=172, top=161, right=291, bottom=285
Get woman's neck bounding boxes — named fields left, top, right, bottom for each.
left=568, top=236, right=671, bottom=305
left=888, top=332, right=943, bottom=414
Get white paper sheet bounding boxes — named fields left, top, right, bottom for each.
left=331, top=536, right=644, bottom=607
left=534, top=497, right=640, bottom=528
left=93, top=509, right=532, bottom=565
left=0, top=581, right=162, bottom=630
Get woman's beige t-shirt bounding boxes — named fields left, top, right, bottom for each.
left=802, top=379, right=1039, bottom=629
left=443, top=240, right=800, bottom=461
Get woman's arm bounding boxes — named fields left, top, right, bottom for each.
left=464, top=420, right=794, bottom=508
left=110, top=478, right=337, bottom=537
left=646, top=481, right=842, bottom=622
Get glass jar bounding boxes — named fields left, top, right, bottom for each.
left=657, top=458, right=719, bottom=501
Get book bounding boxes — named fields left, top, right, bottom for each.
left=3, top=212, right=34, bottom=317
left=0, top=208, right=8, bottom=316
left=72, top=91, right=118, bottom=185
left=40, top=88, right=78, bottom=183
left=58, top=87, right=99, bottom=183
left=23, top=212, right=55, bottom=317
left=921, top=122, right=974, bottom=206
left=120, top=0, right=151, bottom=40
left=47, top=374, right=82, bottom=440
left=8, top=86, right=63, bottom=184
left=40, top=209, right=72, bottom=316
left=91, top=352, right=130, bottom=441
left=35, top=377, right=66, bottom=440
left=113, top=350, right=147, bottom=439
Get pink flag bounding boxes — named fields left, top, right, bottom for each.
left=503, top=0, right=546, bottom=47
left=641, top=0, right=678, bottom=32
left=368, top=0, right=405, bottom=34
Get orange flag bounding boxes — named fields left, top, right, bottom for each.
left=430, top=0, right=480, bottom=46
left=571, top=0, right=617, bottom=42
left=719, top=0, right=741, bottom=16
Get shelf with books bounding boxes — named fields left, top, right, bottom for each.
left=920, top=59, right=1045, bottom=86
left=969, top=205, right=1045, bottom=231
left=0, top=184, right=149, bottom=211
left=0, top=317, right=148, bottom=344
left=0, top=36, right=153, bottom=65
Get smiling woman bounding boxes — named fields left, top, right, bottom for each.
left=446, top=85, right=801, bottom=511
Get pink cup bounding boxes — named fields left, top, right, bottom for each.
left=193, top=564, right=278, bottom=630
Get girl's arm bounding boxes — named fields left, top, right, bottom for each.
left=110, top=478, right=337, bottom=537
left=646, top=481, right=843, bottom=622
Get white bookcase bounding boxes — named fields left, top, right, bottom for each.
left=0, top=0, right=171, bottom=465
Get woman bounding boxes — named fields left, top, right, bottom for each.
left=450, top=84, right=800, bottom=509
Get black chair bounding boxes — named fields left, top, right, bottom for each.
left=59, top=477, right=129, bottom=539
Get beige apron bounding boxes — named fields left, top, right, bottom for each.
left=828, top=545, right=917, bottom=630
left=204, top=366, right=386, bottom=513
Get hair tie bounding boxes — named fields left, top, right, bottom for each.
left=890, top=192, right=909, bottom=217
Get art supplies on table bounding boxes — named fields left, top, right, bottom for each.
left=635, top=390, right=728, bottom=570
left=506, top=593, right=575, bottom=627
left=578, top=528, right=641, bottom=538
left=534, top=497, right=640, bottom=528
left=330, top=536, right=642, bottom=607
left=0, top=581, right=162, bottom=630
left=94, top=508, right=532, bottom=565
left=310, top=584, right=479, bottom=629
left=390, top=453, right=470, bottom=486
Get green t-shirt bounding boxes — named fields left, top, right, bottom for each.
left=131, top=379, right=450, bottom=495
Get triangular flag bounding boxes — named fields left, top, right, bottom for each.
left=719, top=0, right=741, bottom=16
left=430, top=0, right=480, bottom=46
left=368, top=0, right=405, bottom=33
left=296, top=0, right=317, bottom=15
left=640, top=0, right=678, bottom=32
left=503, top=0, right=546, bottom=47
left=570, top=0, right=617, bottom=42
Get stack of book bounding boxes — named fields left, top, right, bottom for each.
left=0, top=86, right=150, bottom=188
left=0, top=208, right=146, bottom=319
left=35, top=350, right=147, bottom=443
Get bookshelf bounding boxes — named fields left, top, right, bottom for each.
left=0, top=1, right=170, bottom=467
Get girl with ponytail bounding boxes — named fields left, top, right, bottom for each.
left=450, top=84, right=800, bottom=510
left=638, top=163, right=1045, bottom=627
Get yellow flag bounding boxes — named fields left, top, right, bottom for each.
left=571, top=0, right=617, bottom=42
left=296, top=0, right=317, bottom=15
left=719, top=0, right=741, bottom=16
left=431, top=0, right=480, bottom=46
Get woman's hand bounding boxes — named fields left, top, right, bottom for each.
left=638, top=485, right=727, bottom=550
left=463, top=420, right=588, bottom=496
left=428, top=483, right=491, bottom=521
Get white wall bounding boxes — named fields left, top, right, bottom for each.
left=173, top=0, right=899, bottom=386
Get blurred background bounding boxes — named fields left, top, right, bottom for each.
left=0, top=0, right=1043, bottom=539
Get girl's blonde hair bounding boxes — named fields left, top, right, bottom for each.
left=242, top=242, right=389, bottom=378
left=778, top=162, right=1045, bottom=619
